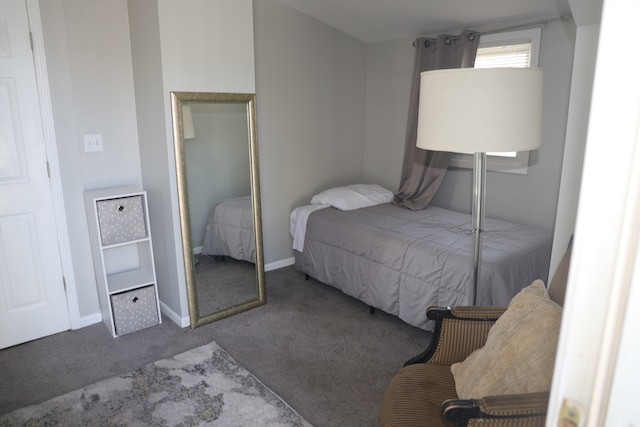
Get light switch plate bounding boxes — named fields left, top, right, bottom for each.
left=84, top=134, right=103, bottom=152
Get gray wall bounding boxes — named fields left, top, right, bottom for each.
left=363, top=38, right=415, bottom=191
left=549, top=20, right=599, bottom=277
left=253, top=0, right=368, bottom=264
left=41, top=0, right=143, bottom=321
left=363, top=18, right=577, bottom=231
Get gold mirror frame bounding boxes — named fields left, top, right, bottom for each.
left=171, top=91, right=265, bottom=328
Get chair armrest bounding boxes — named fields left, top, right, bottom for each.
left=404, top=306, right=506, bottom=366
left=442, top=392, right=549, bottom=426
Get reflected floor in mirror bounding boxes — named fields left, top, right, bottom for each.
left=194, top=255, right=259, bottom=315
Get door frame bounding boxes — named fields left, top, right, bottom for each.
left=26, top=0, right=80, bottom=329
left=547, top=0, right=640, bottom=424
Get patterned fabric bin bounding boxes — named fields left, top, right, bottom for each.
left=97, top=195, right=147, bottom=245
left=110, top=286, right=159, bottom=336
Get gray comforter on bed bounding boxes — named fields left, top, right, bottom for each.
left=294, top=203, right=552, bottom=331
left=202, top=196, right=255, bottom=263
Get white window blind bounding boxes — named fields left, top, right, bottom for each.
left=474, top=43, right=532, bottom=69
left=449, top=28, right=541, bottom=174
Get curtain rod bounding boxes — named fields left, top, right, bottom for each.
left=414, top=12, right=572, bottom=46
left=478, top=12, right=572, bottom=36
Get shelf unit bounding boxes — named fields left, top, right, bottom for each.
left=84, top=186, right=161, bottom=337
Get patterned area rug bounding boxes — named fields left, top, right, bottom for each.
left=0, top=342, right=311, bottom=426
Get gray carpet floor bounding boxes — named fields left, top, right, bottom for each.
left=195, top=255, right=259, bottom=314
left=0, top=265, right=431, bottom=427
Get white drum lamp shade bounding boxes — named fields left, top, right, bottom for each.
left=416, top=67, right=543, bottom=153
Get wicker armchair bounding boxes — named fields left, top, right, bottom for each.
left=380, top=248, right=570, bottom=427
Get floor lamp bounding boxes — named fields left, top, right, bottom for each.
left=416, top=67, right=544, bottom=305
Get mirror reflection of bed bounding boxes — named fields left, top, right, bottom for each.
left=172, top=92, right=265, bottom=328
left=195, top=194, right=258, bottom=314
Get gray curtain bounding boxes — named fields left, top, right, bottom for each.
left=393, top=31, right=480, bottom=210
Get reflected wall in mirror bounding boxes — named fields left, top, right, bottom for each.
left=171, top=92, right=265, bottom=328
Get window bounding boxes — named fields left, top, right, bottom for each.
left=449, top=28, right=541, bottom=174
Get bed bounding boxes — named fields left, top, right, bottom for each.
left=290, top=185, right=553, bottom=331
left=202, top=195, right=255, bottom=263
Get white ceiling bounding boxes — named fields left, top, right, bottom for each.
left=274, top=0, right=571, bottom=43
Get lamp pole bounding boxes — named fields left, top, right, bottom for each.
left=471, top=152, right=487, bottom=305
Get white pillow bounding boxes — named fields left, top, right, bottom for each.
left=310, top=184, right=394, bottom=211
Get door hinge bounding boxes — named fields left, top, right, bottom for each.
left=46, top=161, right=51, bottom=178
left=29, top=31, right=34, bottom=51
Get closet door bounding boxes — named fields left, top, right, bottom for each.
left=0, top=0, right=70, bottom=349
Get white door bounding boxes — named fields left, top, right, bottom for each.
left=0, top=0, right=70, bottom=349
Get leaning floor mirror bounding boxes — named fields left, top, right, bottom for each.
left=171, top=92, right=265, bottom=328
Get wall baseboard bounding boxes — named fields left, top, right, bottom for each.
left=78, top=312, right=103, bottom=329
left=160, top=300, right=190, bottom=328
left=265, top=257, right=294, bottom=272
left=77, top=304, right=190, bottom=330
left=75, top=258, right=296, bottom=332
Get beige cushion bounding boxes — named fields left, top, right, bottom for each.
left=450, top=280, right=562, bottom=399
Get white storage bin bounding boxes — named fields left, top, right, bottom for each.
left=110, top=285, right=159, bottom=336
left=97, top=195, right=147, bottom=245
